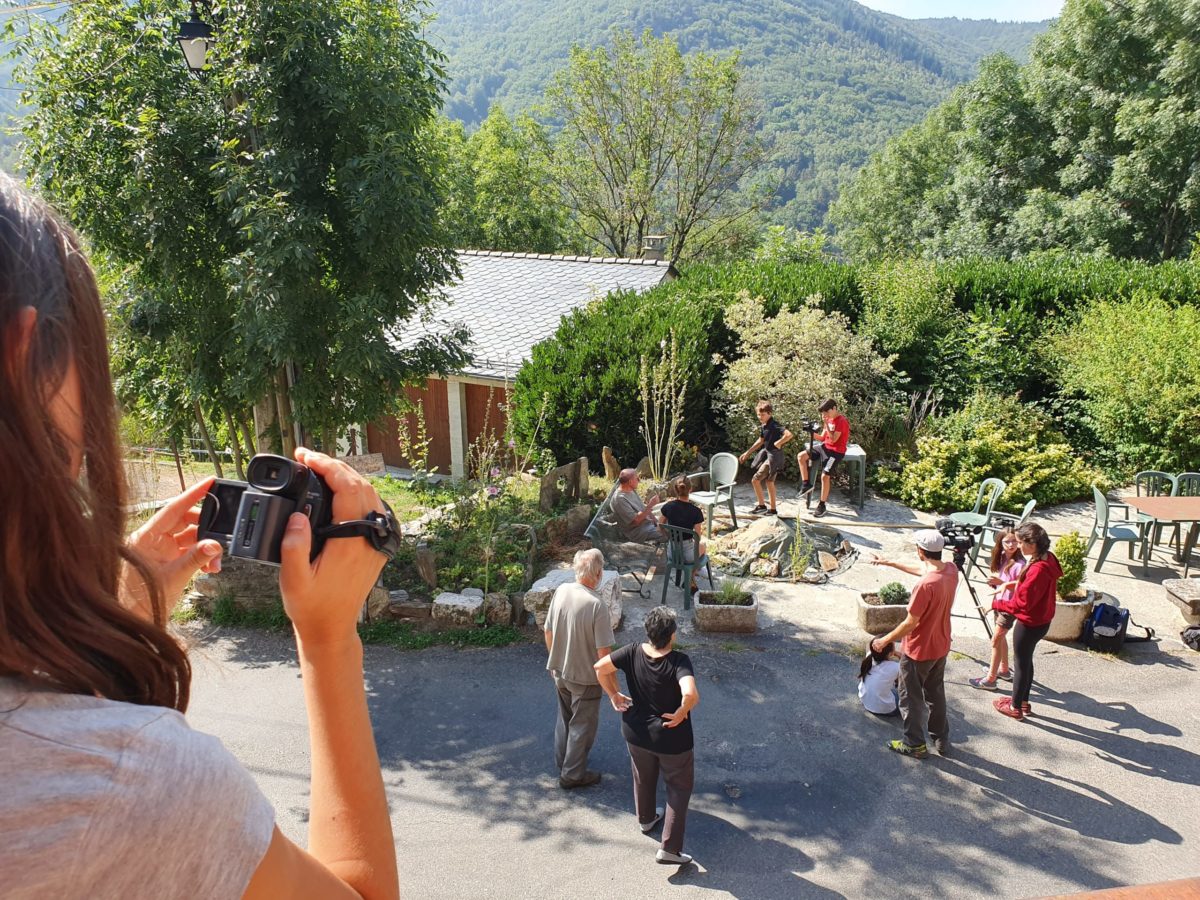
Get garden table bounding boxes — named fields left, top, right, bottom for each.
left=1125, top=495, right=1200, bottom=578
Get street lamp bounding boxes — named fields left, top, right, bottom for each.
left=175, top=2, right=214, bottom=74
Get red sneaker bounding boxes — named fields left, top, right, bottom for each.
left=994, top=697, right=1024, bottom=720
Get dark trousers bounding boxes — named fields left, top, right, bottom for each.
left=554, top=677, right=601, bottom=782
left=628, top=743, right=694, bottom=854
left=899, top=654, right=948, bottom=749
left=1011, top=621, right=1050, bottom=707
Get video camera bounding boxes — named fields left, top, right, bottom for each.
left=799, top=419, right=821, bottom=434
left=935, top=516, right=980, bottom=558
left=198, top=453, right=401, bottom=566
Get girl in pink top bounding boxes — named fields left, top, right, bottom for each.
left=969, top=529, right=1026, bottom=691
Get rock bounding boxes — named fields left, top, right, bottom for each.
left=482, top=592, right=511, bottom=626
left=432, top=591, right=485, bottom=629
left=189, top=556, right=280, bottom=612
left=509, top=592, right=528, bottom=626
left=192, top=573, right=221, bottom=599
left=818, top=551, right=839, bottom=573
left=566, top=504, right=593, bottom=538
left=540, top=458, right=588, bottom=512
left=415, top=545, right=437, bottom=588
left=750, top=558, right=780, bottom=578
left=387, top=597, right=432, bottom=620
left=524, top=568, right=622, bottom=630
left=602, top=446, right=621, bottom=482
left=462, top=587, right=484, bottom=598
left=544, top=516, right=568, bottom=546
left=635, top=456, right=654, bottom=478
left=366, top=583, right=391, bottom=620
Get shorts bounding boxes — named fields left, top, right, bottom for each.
left=751, top=449, right=784, bottom=483
left=993, top=610, right=1015, bottom=630
left=805, top=444, right=844, bottom=476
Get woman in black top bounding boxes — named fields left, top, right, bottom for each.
left=595, top=606, right=700, bottom=866
left=660, top=477, right=706, bottom=588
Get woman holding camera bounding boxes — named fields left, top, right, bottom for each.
left=0, top=176, right=399, bottom=898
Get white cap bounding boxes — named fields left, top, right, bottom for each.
left=912, top=529, right=946, bottom=553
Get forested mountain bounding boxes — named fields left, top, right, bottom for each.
left=424, top=0, right=1050, bottom=229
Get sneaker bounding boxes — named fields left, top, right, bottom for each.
left=993, top=698, right=1024, bottom=720
left=640, top=808, right=664, bottom=834
left=997, top=670, right=1013, bottom=683
left=814, top=502, right=827, bottom=518
left=969, top=676, right=999, bottom=692
left=932, top=740, right=950, bottom=757
left=656, top=849, right=693, bottom=865
left=887, top=739, right=928, bottom=759
left=768, top=508, right=778, bottom=516
left=559, top=770, right=602, bottom=789
left=751, top=504, right=768, bottom=514
left=1020, top=702, right=1032, bottom=717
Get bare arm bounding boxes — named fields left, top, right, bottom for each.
left=739, top=438, right=764, bottom=462
left=872, top=612, right=920, bottom=654
left=871, top=555, right=922, bottom=577
left=776, top=428, right=795, bottom=449
left=594, top=653, right=631, bottom=711
left=544, top=628, right=553, bottom=654
left=662, top=675, right=699, bottom=728
left=243, top=449, right=398, bottom=900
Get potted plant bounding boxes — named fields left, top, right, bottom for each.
left=695, top=579, right=758, bottom=633
left=858, top=581, right=910, bottom=636
left=1047, top=531, right=1096, bottom=642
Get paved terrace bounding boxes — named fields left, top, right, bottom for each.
left=187, top=483, right=1200, bottom=898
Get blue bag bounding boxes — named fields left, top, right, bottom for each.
left=1082, top=602, right=1154, bottom=653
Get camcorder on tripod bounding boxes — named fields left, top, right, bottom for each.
left=935, top=517, right=995, bottom=638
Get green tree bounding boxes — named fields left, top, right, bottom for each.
left=538, top=29, right=768, bottom=265
left=15, top=0, right=469, bottom=453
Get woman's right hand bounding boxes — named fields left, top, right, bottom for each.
left=987, top=575, right=1002, bottom=587
left=278, top=447, right=387, bottom=646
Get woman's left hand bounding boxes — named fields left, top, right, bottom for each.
left=662, top=708, right=689, bottom=728
left=122, top=477, right=224, bottom=621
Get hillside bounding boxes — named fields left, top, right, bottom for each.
left=426, top=0, right=1050, bottom=229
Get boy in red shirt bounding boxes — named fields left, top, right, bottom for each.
left=797, top=398, right=849, bottom=518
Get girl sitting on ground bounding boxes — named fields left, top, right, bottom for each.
left=970, top=528, right=1026, bottom=691
left=858, top=641, right=900, bottom=717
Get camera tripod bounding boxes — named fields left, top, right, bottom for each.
left=801, top=422, right=822, bottom=511
left=951, top=546, right=994, bottom=639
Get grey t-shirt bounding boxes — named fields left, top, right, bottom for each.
left=544, top=582, right=616, bottom=684
left=0, top=677, right=275, bottom=900
left=611, top=490, right=662, bottom=543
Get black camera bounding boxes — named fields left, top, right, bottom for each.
left=935, top=516, right=979, bottom=555
left=199, top=454, right=333, bottom=565
left=800, top=419, right=821, bottom=434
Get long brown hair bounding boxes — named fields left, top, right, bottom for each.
left=1014, top=522, right=1052, bottom=588
left=0, top=176, right=191, bottom=710
left=989, top=526, right=1024, bottom=573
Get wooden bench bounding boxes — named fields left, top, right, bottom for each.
left=584, top=485, right=663, bottom=597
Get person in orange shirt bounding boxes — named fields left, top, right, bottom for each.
left=870, top=530, right=959, bottom=759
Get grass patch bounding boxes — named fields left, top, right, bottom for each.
left=949, top=650, right=971, bottom=662
left=719, top=641, right=747, bottom=652
left=368, top=474, right=450, bottom=524
left=357, top=621, right=526, bottom=650
left=170, top=602, right=201, bottom=624
left=209, top=595, right=292, bottom=629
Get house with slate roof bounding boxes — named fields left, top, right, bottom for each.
left=365, top=249, right=676, bottom=477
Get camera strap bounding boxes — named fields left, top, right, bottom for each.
left=316, top=502, right=403, bottom=560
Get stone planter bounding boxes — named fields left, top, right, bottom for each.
left=857, top=592, right=908, bottom=636
left=694, top=591, right=758, bottom=633
left=1046, top=589, right=1099, bottom=643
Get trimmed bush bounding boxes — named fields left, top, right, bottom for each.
left=1052, top=296, right=1200, bottom=473
left=1054, top=531, right=1087, bottom=597
left=875, top=392, right=1103, bottom=513
left=878, top=582, right=910, bottom=605
left=509, top=283, right=731, bottom=464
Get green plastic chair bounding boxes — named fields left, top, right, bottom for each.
left=971, top=498, right=1037, bottom=567
left=1134, top=470, right=1177, bottom=549
left=950, top=478, right=1007, bottom=530
left=688, top=452, right=739, bottom=538
left=1087, top=485, right=1146, bottom=572
left=661, top=524, right=713, bottom=610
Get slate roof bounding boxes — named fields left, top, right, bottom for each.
left=394, top=250, right=676, bottom=381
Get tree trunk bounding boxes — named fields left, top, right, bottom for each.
left=193, top=401, right=224, bottom=478
left=273, top=368, right=297, bottom=458
left=169, top=437, right=186, bottom=492
left=321, top=426, right=338, bottom=458
left=239, top=415, right=257, bottom=458
left=253, top=398, right=281, bottom=455
left=224, top=409, right=246, bottom=480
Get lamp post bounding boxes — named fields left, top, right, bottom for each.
left=175, top=1, right=214, bottom=73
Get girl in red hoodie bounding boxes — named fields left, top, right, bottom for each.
left=993, top=523, right=1061, bottom=720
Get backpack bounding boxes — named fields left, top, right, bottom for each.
left=1082, top=601, right=1155, bottom=653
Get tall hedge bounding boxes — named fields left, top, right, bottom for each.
left=508, top=283, right=732, bottom=465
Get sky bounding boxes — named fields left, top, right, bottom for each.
left=858, top=0, right=1063, bottom=22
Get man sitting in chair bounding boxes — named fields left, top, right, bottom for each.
left=612, top=469, right=665, bottom=544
